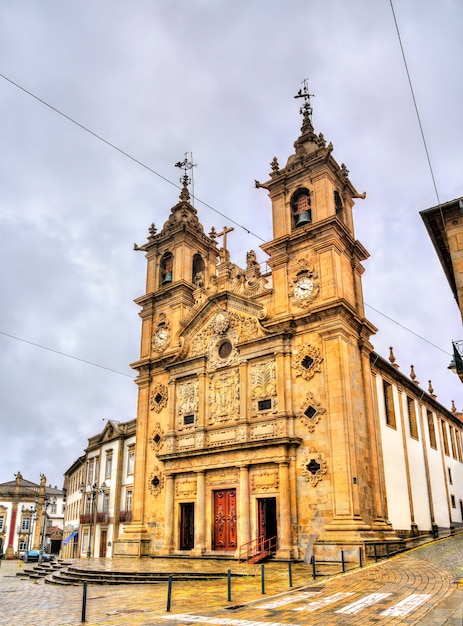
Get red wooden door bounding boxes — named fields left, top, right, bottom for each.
left=213, top=489, right=237, bottom=550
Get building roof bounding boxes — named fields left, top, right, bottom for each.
left=420, top=195, right=463, bottom=301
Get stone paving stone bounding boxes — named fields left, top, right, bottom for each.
left=1, top=534, right=462, bottom=625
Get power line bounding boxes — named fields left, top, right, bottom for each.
left=389, top=0, right=441, bottom=207
left=0, top=330, right=135, bottom=378
left=0, top=72, right=263, bottom=242
left=0, top=71, right=451, bottom=362
left=365, top=304, right=451, bottom=356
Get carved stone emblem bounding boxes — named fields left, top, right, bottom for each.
left=211, top=311, right=230, bottom=335
left=150, top=383, right=168, bottom=412
left=292, top=344, right=323, bottom=380
left=302, top=453, right=327, bottom=486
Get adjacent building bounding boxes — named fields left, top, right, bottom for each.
left=0, top=472, right=65, bottom=558
left=62, top=419, right=135, bottom=559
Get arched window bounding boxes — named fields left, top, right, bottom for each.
left=290, top=188, right=312, bottom=228
left=160, top=252, right=173, bottom=285
left=192, top=254, right=205, bottom=287
left=334, top=191, right=344, bottom=220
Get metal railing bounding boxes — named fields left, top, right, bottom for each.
left=238, top=535, right=277, bottom=563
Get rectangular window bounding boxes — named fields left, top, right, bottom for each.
left=126, top=489, right=133, bottom=511
left=441, top=421, right=450, bottom=456
left=103, top=493, right=109, bottom=513
left=21, top=518, right=30, bottom=531
left=184, top=414, right=195, bottom=425
left=448, top=467, right=453, bottom=484
left=19, top=539, right=27, bottom=550
left=0, top=515, right=4, bottom=531
left=456, top=431, right=463, bottom=462
left=383, top=381, right=396, bottom=428
left=127, top=448, right=135, bottom=475
left=407, top=396, right=419, bottom=439
left=87, top=460, right=94, bottom=485
left=105, top=453, right=113, bottom=479
left=51, top=502, right=57, bottom=514
left=451, top=494, right=456, bottom=508
left=449, top=426, right=457, bottom=459
left=427, top=411, right=437, bottom=449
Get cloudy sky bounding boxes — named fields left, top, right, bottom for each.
left=1, top=1, right=462, bottom=489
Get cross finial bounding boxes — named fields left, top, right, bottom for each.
left=216, top=226, right=234, bottom=254
left=294, top=78, right=315, bottom=121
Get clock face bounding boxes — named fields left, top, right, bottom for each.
left=154, top=328, right=168, bottom=348
left=294, top=277, right=314, bottom=299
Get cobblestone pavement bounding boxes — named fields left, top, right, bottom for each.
left=1, top=535, right=462, bottom=625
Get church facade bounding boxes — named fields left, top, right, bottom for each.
left=114, top=91, right=463, bottom=560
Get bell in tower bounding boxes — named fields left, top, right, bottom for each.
left=291, top=188, right=312, bottom=227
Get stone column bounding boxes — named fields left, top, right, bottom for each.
left=162, top=473, right=175, bottom=555
left=238, top=465, right=250, bottom=556
left=192, top=470, right=206, bottom=555
left=277, top=461, right=292, bottom=559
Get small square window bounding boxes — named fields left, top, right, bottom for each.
left=184, top=414, right=195, bottom=425
left=305, top=406, right=317, bottom=420
left=258, top=399, right=272, bottom=411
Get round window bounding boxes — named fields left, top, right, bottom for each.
left=218, top=340, right=232, bottom=359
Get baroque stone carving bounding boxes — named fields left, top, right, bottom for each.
left=250, top=470, right=279, bottom=493
left=208, top=369, right=240, bottom=424
left=251, top=359, right=277, bottom=415
left=148, top=468, right=165, bottom=498
left=175, top=476, right=197, bottom=498
left=298, top=392, right=326, bottom=432
left=302, top=453, right=327, bottom=487
left=177, top=379, right=199, bottom=430
left=150, top=383, right=168, bottom=412
left=150, top=423, right=165, bottom=453
left=292, top=344, right=323, bottom=380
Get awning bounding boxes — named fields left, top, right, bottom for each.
left=63, top=531, right=78, bottom=545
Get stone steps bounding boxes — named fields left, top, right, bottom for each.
left=44, top=564, right=251, bottom=586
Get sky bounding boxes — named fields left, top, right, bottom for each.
left=1, top=1, right=462, bottom=489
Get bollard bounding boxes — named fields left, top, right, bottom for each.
left=166, top=575, right=172, bottom=612
left=373, top=543, right=378, bottom=563
left=261, top=563, right=265, bottom=594
left=386, top=542, right=390, bottom=558
left=359, top=547, right=363, bottom=568
left=81, top=581, right=88, bottom=623
left=311, top=554, right=316, bottom=580
left=341, top=550, right=345, bottom=573
left=227, top=569, right=231, bottom=602
left=288, top=561, right=293, bottom=588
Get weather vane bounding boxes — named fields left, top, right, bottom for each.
left=175, top=152, right=197, bottom=191
left=294, top=78, right=315, bottom=120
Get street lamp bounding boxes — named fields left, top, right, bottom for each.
left=38, top=495, right=56, bottom=564
left=79, top=482, right=107, bottom=558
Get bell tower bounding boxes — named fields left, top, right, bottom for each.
left=256, top=82, right=393, bottom=551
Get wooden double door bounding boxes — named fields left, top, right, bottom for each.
left=213, top=489, right=237, bottom=551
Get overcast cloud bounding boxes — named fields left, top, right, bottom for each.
left=1, top=1, right=462, bottom=489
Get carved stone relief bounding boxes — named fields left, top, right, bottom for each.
left=298, top=392, right=326, bottom=432
left=177, top=379, right=199, bottom=431
left=250, top=469, right=279, bottom=493
left=175, top=476, right=197, bottom=498
left=292, top=344, right=323, bottom=381
left=302, top=453, right=327, bottom=487
left=150, top=423, right=165, bottom=454
left=148, top=467, right=165, bottom=498
left=208, top=368, right=240, bottom=424
left=150, top=383, right=168, bottom=412
left=251, top=359, right=277, bottom=415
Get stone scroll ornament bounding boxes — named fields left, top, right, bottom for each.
left=302, top=453, right=327, bottom=487
left=148, top=468, right=165, bottom=498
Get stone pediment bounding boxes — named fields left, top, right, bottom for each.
left=179, top=298, right=269, bottom=365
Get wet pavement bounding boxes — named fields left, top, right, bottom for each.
left=1, top=534, right=462, bottom=625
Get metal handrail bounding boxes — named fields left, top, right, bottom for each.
left=238, top=535, right=277, bottom=562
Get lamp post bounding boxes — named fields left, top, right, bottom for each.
left=79, top=482, right=107, bottom=558
left=38, top=495, right=56, bottom=564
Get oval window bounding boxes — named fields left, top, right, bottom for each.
left=218, top=340, right=232, bottom=359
